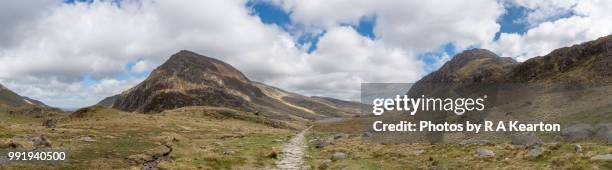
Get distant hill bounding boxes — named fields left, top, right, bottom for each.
left=101, top=50, right=363, bottom=121
left=0, top=83, right=48, bottom=108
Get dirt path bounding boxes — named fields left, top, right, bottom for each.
left=275, top=126, right=311, bottom=170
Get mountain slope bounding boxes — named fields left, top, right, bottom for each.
left=0, top=83, right=28, bottom=107
left=409, top=35, right=612, bottom=96
left=508, top=35, right=612, bottom=84
left=0, top=83, right=49, bottom=108
left=107, top=50, right=361, bottom=121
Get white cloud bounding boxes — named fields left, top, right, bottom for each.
left=487, top=0, right=612, bottom=61
left=277, top=26, right=425, bottom=100
left=1, top=0, right=608, bottom=108
left=505, top=0, right=579, bottom=27
left=270, top=0, right=504, bottom=51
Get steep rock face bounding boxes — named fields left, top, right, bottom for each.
left=113, top=50, right=263, bottom=113
left=508, top=35, right=612, bottom=84
left=409, top=35, right=612, bottom=95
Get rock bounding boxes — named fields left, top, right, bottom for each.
left=314, top=139, right=331, bottom=149
left=31, top=135, right=51, bottom=149
left=412, top=150, right=425, bottom=156
left=362, top=132, right=372, bottom=138
left=78, top=136, right=96, bottom=142
left=222, top=150, right=235, bottom=155
left=333, top=133, right=347, bottom=140
left=591, top=154, right=612, bottom=161
left=42, top=119, right=57, bottom=128
left=476, top=148, right=495, bottom=158
left=331, top=152, right=347, bottom=161
left=319, top=159, right=332, bottom=169
left=511, top=133, right=543, bottom=147
left=561, top=124, right=595, bottom=142
left=527, top=147, right=544, bottom=157
left=575, top=144, right=582, bottom=153
left=460, top=139, right=490, bottom=145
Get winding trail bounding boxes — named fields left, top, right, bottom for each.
left=275, top=126, right=311, bottom=170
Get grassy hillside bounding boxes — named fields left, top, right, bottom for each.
left=0, top=106, right=296, bottom=169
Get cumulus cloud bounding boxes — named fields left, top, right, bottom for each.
left=1, top=0, right=607, bottom=108
left=270, top=0, right=504, bottom=51
left=0, top=0, right=429, bottom=107
left=487, top=0, right=612, bottom=61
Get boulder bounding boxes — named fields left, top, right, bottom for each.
left=331, top=152, right=347, bottom=161
left=511, top=133, right=543, bottom=147
left=575, top=144, right=582, bottom=153
left=476, top=148, right=495, bottom=158
left=31, top=135, right=52, bottom=149
left=42, top=119, right=57, bottom=128
left=333, top=133, right=347, bottom=140
left=527, top=147, right=544, bottom=157
left=314, top=139, right=332, bottom=149
left=561, top=124, right=595, bottom=142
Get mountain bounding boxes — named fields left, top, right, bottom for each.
left=0, top=83, right=28, bottom=107
left=508, top=35, right=612, bottom=84
left=0, top=83, right=48, bottom=108
left=407, top=48, right=518, bottom=96
left=409, top=35, right=612, bottom=96
left=104, top=50, right=362, bottom=121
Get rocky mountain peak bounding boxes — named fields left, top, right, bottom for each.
left=112, top=50, right=263, bottom=113
left=154, top=50, right=250, bottom=83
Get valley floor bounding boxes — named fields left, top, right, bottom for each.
left=0, top=107, right=295, bottom=169
left=1, top=108, right=611, bottom=169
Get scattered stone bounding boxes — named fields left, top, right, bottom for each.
left=412, top=150, right=425, bottom=156
left=31, top=135, right=52, bottom=149
left=476, top=148, right=495, bottom=158
left=78, top=136, right=96, bottom=142
left=460, top=139, right=490, bottom=145
left=222, top=150, right=235, bottom=155
left=42, top=119, right=57, bottom=128
left=511, top=133, right=543, bottom=147
left=314, top=139, right=331, bottom=149
left=333, top=133, right=347, bottom=140
left=590, top=154, right=612, bottom=161
left=561, top=124, right=595, bottom=142
left=527, top=147, right=544, bottom=157
left=319, top=159, right=332, bottom=169
left=331, top=152, right=347, bottom=161
left=575, top=144, right=582, bottom=153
